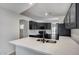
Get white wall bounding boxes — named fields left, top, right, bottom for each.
left=0, top=7, right=20, bottom=54
left=0, top=7, right=30, bottom=55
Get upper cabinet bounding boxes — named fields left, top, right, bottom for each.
left=64, top=9, right=71, bottom=29
left=76, top=3, right=79, bottom=28
left=70, top=4, right=76, bottom=28
left=64, top=3, right=79, bottom=29
left=29, top=21, right=51, bottom=30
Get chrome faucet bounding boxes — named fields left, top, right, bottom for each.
left=42, top=31, right=45, bottom=43
left=37, top=31, right=56, bottom=43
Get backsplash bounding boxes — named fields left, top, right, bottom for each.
left=29, top=30, right=52, bottom=35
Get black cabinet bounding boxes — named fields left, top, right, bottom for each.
left=58, top=23, right=71, bottom=36
left=29, top=21, right=51, bottom=30
left=76, top=3, right=79, bottom=28
left=64, top=3, right=79, bottom=29
left=64, top=9, right=71, bottom=29
left=70, top=4, right=76, bottom=28
left=29, top=21, right=37, bottom=29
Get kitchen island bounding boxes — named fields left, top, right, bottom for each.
left=10, top=36, right=79, bottom=55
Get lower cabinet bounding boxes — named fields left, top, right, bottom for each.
left=58, top=23, right=71, bottom=36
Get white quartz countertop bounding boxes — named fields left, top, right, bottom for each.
left=10, top=36, right=79, bottom=55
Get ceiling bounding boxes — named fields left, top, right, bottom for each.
left=0, top=3, right=71, bottom=23
left=0, top=3, right=34, bottom=14
left=21, top=3, right=71, bottom=20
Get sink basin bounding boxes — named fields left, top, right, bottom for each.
left=37, top=39, right=56, bottom=43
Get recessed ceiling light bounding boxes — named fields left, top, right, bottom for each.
left=45, top=12, right=48, bottom=16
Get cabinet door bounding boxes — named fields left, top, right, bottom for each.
left=67, top=11, right=70, bottom=28
left=65, top=10, right=70, bottom=29
left=58, top=24, right=71, bottom=36
left=29, top=21, right=32, bottom=29
left=29, top=21, right=37, bottom=29
left=70, top=4, right=76, bottom=28
left=76, top=3, right=79, bottom=28
left=31, top=21, right=35, bottom=29
left=64, top=15, right=67, bottom=28
left=47, top=23, right=51, bottom=29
